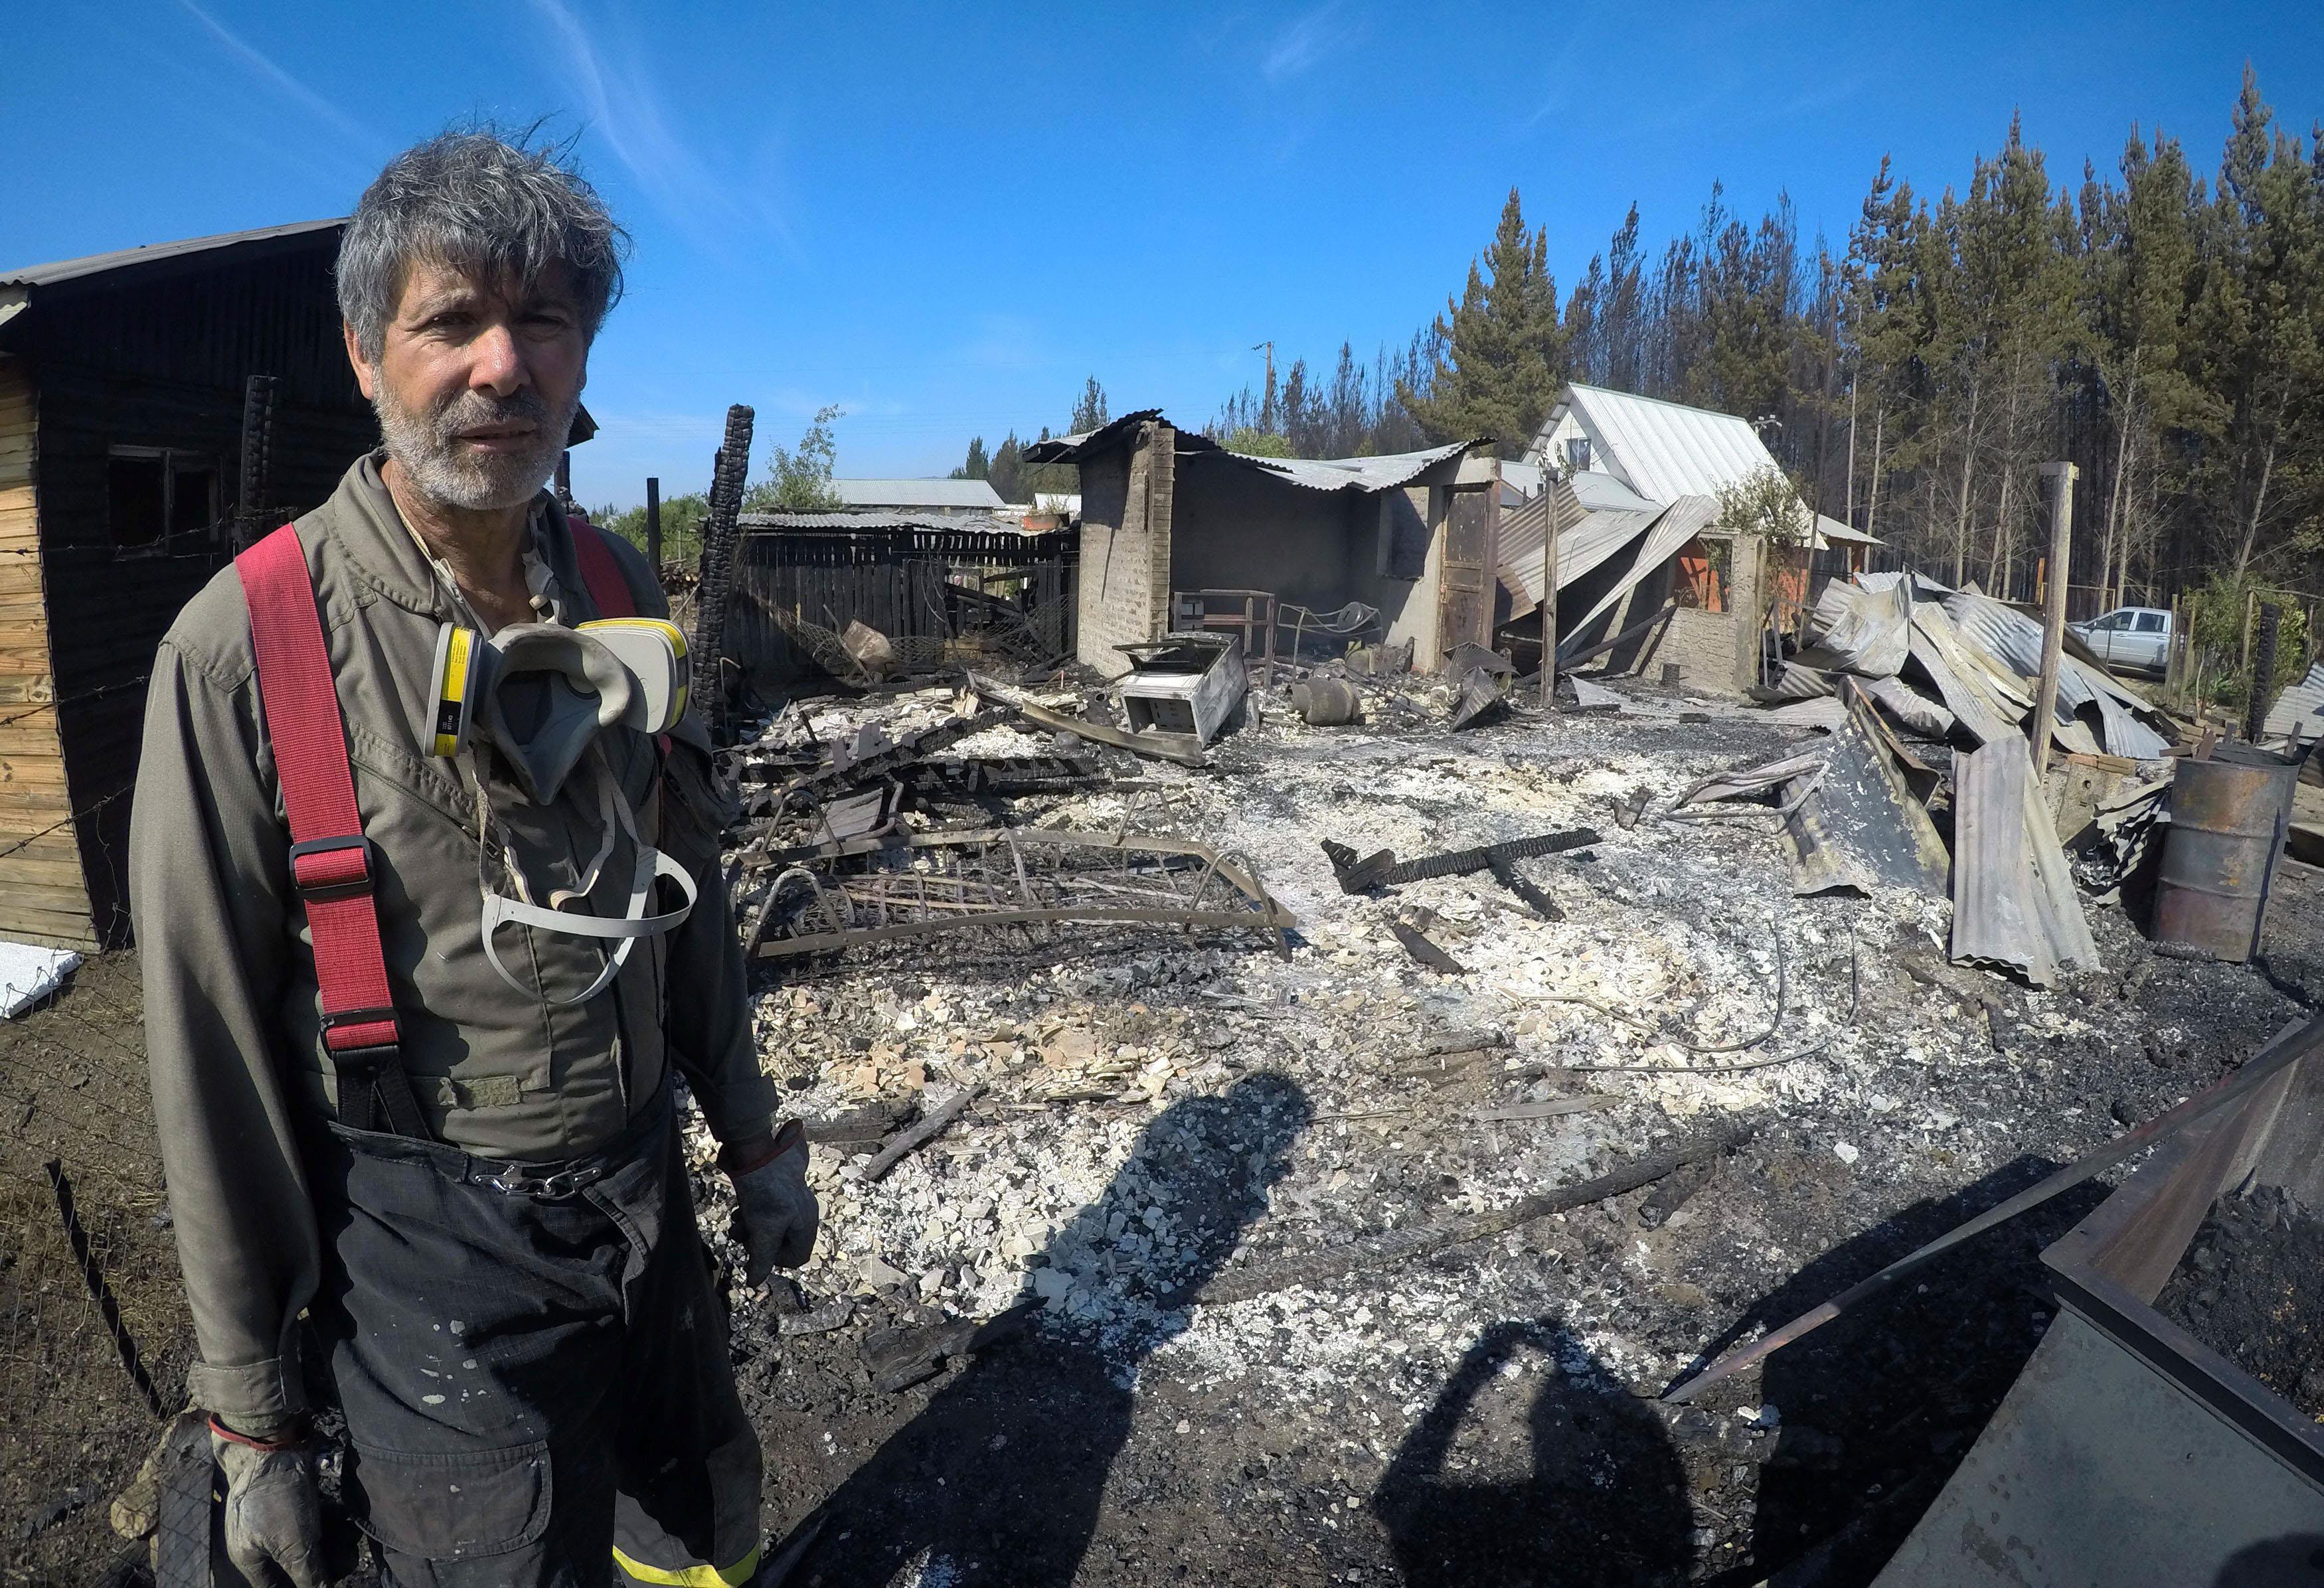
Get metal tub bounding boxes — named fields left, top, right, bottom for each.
left=2153, top=747, right=2301, bottom=963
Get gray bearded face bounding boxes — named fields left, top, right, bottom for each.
left=373, top=381, right=577, bottom=513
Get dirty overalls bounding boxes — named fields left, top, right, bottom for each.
left=131, top=461, right=774, bottom=1588
left=274, top=525, right=764, bottom=1587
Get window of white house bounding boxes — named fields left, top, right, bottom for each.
left=1566, top=436, right=1592, bottom=471
left=107, top=447, right=219, bottom=550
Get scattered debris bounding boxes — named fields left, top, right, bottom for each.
left=1387, top=917, right=1465, bottom=975
left=970, top=673, right=1212, bottom=767
left=1465, top=1095, right=1619, bottom=1121
left=861, top=1301, right=1042, bottom=1393
left=862, top=1084, right=986, bottom=1182
left=1667, top=1012, right=2324, bottom=1403
left=748, top=828, right=1295, bottom=962
left=1449, top=666, right=1512, bottom=732
left=1321, top=828, right=1600, bottom=894
left=1187, top=1119, right=1756, bottom=1307
left=1287, top=676, right=1362, bottom=726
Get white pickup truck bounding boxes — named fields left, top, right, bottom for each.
left=2069, top=605, right=2173, bottom=676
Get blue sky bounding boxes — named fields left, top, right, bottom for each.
left=3, top=2, right=2318, bottom=509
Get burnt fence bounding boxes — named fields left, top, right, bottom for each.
left=722, top=523, right=1078, bottom=698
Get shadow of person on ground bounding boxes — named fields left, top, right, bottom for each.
left=1679, top=1153, right=2111, bottom=1588
left=1373, top=1318, right=1696, bottom=1587
left=2212, top=1533, right=2324, bottom=1585
left=788, top=1071, right=1311, bottom=1587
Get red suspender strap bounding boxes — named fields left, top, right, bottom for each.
left=236, top=526, right=425, bottom=1138
left=568, top=521, right=637, bottom=617
left=568, top=520, right=675, bottom=759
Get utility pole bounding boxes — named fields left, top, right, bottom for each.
left=645, top=476, right=661, bottom=570
left=2031, top=461, right=2077, bottom=777
left=1843, top=379, right=1858, bottom=527
left=1540, top=473, right=1565, bottom=708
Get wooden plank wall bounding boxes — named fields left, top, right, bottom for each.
left=15, top=242, right=376, bottom=943
left=727, top=526, right=1079, bottom=694
left=0, top=357, right=95, bottom=948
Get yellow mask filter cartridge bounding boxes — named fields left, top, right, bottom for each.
left=427, top=623, right=481, bottom=757
left=576, top=618, right=690, bottom=735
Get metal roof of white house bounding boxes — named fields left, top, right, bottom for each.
left=829, top=477, right=1006, bottom=510
left=1541, top=384, right=1781, bottom=505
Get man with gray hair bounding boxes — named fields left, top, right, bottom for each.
left=131, top=129, right=815, bottom=1586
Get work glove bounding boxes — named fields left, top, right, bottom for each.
left=725, top=1126, right=819, bottom=1285
left=209, top=1419, right=327, bottom=1588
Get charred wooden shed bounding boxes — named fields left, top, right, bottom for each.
left=725, top=512, right=1080, bottom=698
left=0, top=220, right=375, bottom=947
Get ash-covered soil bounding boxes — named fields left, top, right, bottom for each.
left=11, top=674, right=2324, bottom=1587
left=701, top=678, right=2324, bottom=1587
left=2157, top=1182, right=2324, bottom=1417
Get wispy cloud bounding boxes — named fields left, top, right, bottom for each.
left=171, top=0, right=386, bottom=160
left=1262, top=3, right=1357, bottom=82
left=527, top=0, right=795, bottom=258
left=1519, top=39, right=1585, bottom=131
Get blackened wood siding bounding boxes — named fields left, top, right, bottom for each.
left=8, top=235, right=375, bottom=943
left=0, top=357, right=94, bottom=947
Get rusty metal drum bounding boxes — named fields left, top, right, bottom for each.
left=2153, top=746, right=2303, bottom=962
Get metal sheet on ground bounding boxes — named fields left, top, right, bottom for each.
left=1873, top=1309, right=2324, bottom=1587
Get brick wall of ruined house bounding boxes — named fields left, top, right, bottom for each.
left=1074, top=424, right=1175, bottom=670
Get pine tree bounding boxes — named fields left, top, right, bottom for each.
left=2191, top=67, right=2324, bottom=578
left=987, top=433, right=1023, bottom=503
left=1398, top=188, right=1562, bottom=455
left=2082, top=126, right=2204, bottom=603
left=949, top=436, right=991, bottom=481
left=1070, top=376, right=1110, bottom=434
left=1841, top=157, right=1926, bottom=540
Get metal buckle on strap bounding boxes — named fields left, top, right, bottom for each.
left=290, top=834, right=377, bottom=904
left=321, top=1006, right=401, bottom=1061
left=469, top=1160, right=608, bottom=1200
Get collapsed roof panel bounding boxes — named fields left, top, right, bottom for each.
left=1495, top=480, right=1662, bottom=618
left=1950, top=738, right=2100, bottom=985
left=1558, top=496, right=1721, bottom=641
left=1942, top=591, right=2171, bottom=758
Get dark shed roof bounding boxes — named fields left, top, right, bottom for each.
left=0, top=218, right=345, bottom=291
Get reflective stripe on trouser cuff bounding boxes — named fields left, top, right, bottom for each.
left=613, top=1544, right=761, bottom=1586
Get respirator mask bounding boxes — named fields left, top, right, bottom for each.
left=424, top=617, right=697, bottom=1004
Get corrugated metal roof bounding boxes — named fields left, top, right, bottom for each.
left=1020, top=411, right=1468, bottom=493
left=0, top=218, right=345, bottom=289
left=1560, top=495, right=1722, bottom=641
left=1813, top=513, right=1880, bottom=548
left=1941, top=590, right=2171, bottom=758
left=1021, top=410, right=1179, bottom=464
left=1218, top=440, right=1473, bottom=494
left=1569, top=469, right=1660, bottom=514
left=1495, top=481, right=1661, bottom=615
left=829, top=478, right=1006, bottom=510
left=738, top=510, right=1031, bottom=533
left=1552, top=383, right=1780, bottom=504
left=2263, top=661, right=2324, bottom=747
left=1950, top=738, right=2099, bottom=986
